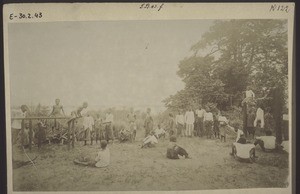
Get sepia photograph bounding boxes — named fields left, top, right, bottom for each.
left=3, top=3, right=294, bottom=193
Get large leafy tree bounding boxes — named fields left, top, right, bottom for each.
left=164, top=19, right=288, bottom=111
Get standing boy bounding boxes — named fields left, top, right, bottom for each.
left=144, top=108, right=154, bottom=137
left=175, top=110, right=185, bottom=137
left=184, top=107, right=195, bottom=137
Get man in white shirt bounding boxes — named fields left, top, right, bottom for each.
left=254, top=103, right=265, bottom=129
left=175, top=110, right=185, bottom=137
left=195, top=106, right=206, bottom=137
left=104, top=109, right=114, bottom=143
left=203, top=110, right=214, bottom=138
left=245, top=86, right=255, bottom=98
left=11, top=105, right=28, bottom=145
left=254, top=130, right=276, bottom=151
left=184, top=108, right=195, bottom=137
left=83, top=114, right=95, bottom=145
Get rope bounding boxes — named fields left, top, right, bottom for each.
left=22, top=146, right=38, bottom=170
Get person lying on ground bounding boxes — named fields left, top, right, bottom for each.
left=254, top=130, right=278, bottom=152
left=141, top=132, right=158, bottom=148
left=74, top=140, right=110, bottom=168
left=154, top=124, right=166, bottom=139
left=166, top=135, right=191, bottom=159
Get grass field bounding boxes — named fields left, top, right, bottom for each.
left=12, top=129, right=289, bottom=191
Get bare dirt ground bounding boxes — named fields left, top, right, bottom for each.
left=12, top=130, right=289, bottom=191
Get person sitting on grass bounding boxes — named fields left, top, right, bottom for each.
left=154, top=124, right=166, bottom=139
left=74, top=140, right=110, bottom=168
left=230, top=133, right=257, bottom=162
left=166, top=135, right=191, bottom=159
left=232, top=122, right=244, bottom=142
left=141, top=131, right=158, bottom=148
left=254, top=130, right=277, bottom=152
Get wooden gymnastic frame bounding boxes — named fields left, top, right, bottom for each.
left=11, top=117, right=76, bottom=150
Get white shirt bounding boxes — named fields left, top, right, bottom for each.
left=184, top=111, right=195, bottom=124
left=155, top=128, right=166, bottom=136
left=234, top=142, right=255, bottom=159
left=218, top=116, right=228, bottom=123
left=246, top=90, right=255, bottom=98
left=105, top=113, right=114, bottom=123
left=254, top=108, right=265, bottom=128
left=281, top=141, right=289, bottom=153
left=195, top=109, right=206, bottom=118
left=204, top=112, right=213, bottom=121
left=257, top=136, right=276, bottom=150
left=83, top=116, right=94, bottom=130
left=11, top=110, right=26, bottom=129
left=95, top=148, right=110, bottom=168
left=175, top=114, right=185, bottom=125
left=283, top=114, right=288, bottom=121
left=143, top=135, right=158, bottom=145
left=236, top=129, right=244, bottom=142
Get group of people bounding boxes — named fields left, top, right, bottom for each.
left=162, top=106, right=233, bottom=142
left=11, top=85, right=289, bottom=168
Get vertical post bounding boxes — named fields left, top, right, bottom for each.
left=242, top=102, right=248, bottom=138
left=29, top=119, right=33, bottom=151
left=20, top=119, right=25, bottom=146
left=68, top=120, right=71, bottom=150
left=72, top=120, right=75, bottom=148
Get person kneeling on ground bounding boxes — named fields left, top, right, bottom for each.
left=254, top=130, right=278, bottom=152
left=230, top=134, right=257, bottom=162
left=74, top=140, right=110, bottom=168
left=141, top=132, right=158, bottom=148
left=167, top=135, right=191, bottom=159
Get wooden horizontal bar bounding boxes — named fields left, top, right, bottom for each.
left=11, top=117, right=70, bottom=120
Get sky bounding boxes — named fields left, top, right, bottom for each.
left=8, top=20, right=214, bottom=113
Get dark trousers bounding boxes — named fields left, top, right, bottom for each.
left=254, top=139, right=265, bottom=151
left=195, top=118, right=204, bottom=137
left=105, top=124, right=113, bottom=142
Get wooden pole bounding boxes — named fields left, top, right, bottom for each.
left=20, top=119, right=24, bottom=146
left=29, top=120, right=33, bottom=151
left=72, top=120, right=75, bottom=148
left=68, top=121, right=71, bottom=150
